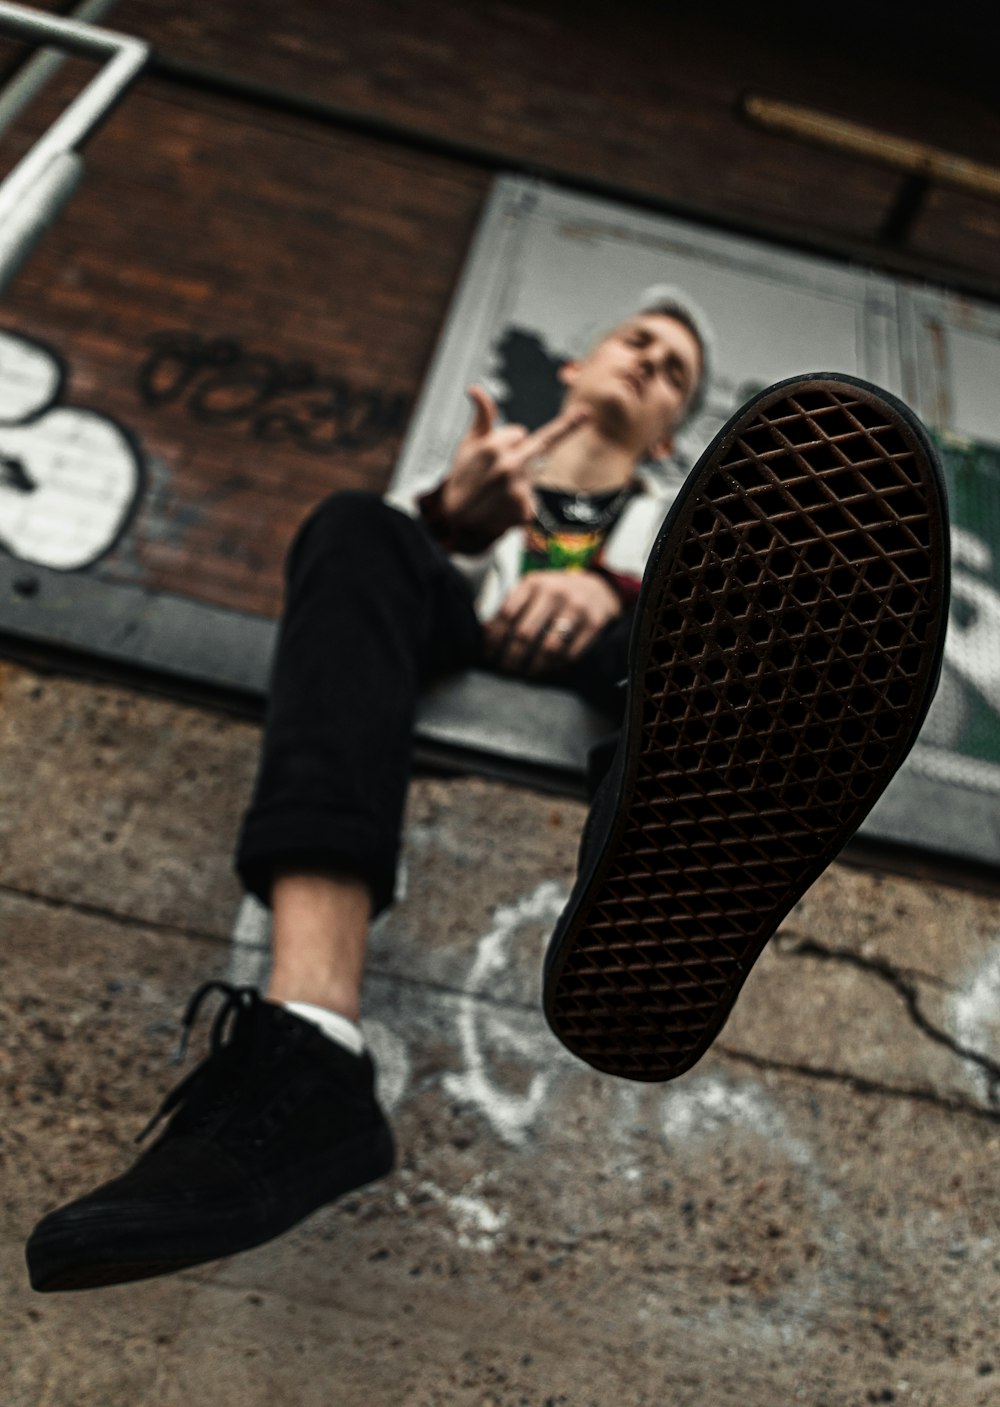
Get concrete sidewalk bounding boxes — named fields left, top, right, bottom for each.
left=3, top=662, right=1000, bottom=1407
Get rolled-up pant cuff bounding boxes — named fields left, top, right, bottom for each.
left=235, top=807, right=398, bottom=918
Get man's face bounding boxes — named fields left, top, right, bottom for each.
left=559, top=313, right=703, bottom=460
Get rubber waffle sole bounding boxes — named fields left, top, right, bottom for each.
left=543, top=374, right=950, bottom=1082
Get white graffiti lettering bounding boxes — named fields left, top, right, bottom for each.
left=0, top=330, right=142, bottom=570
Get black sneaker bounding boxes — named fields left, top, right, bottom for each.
left=25, top=982, right=395, bottom=1291
left=544, top=373, right=950, bottom=1082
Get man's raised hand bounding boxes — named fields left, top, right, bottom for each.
left=438, top=386, right=590, bottom=550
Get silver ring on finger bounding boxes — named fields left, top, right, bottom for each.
left=551, top=616, right=576, bottom=640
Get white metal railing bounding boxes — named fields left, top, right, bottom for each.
left=0, top=1, right=148, bottom=294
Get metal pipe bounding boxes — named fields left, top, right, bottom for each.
left=0, top=1, right=148, bottom=293
left=0, top=0, right=120, bottom=138
left=0, top=41, right=146, bottom=221
left=0, top=1, right=141, bottom=58
left=743, top=94, right=1000, bottom=202
left=0, top=148, right=81, bottom=288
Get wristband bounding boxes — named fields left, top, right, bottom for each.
left=417, top=483, right=495, bottom=555
left=590, top=563, right=641, bottom=609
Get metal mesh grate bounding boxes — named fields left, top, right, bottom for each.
left=545, top=383, right=948, bottom=1081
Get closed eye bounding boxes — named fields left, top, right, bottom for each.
left=662, top=355, right=689, bottom=391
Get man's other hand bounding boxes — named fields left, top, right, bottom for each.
left=439, top=387, right=590, bottom=550
left=484, top=569, right=622, bottom=677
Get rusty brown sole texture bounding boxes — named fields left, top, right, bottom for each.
left=544, top=375, right=950, bottom=1082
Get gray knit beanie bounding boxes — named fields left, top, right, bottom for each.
left=630, top=283, right=715, bottom=426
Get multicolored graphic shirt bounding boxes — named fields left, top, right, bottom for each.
left=520, top=483, right=639, bottom=577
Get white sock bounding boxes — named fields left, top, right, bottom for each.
left=282, top=1001, right=365, bottom=1057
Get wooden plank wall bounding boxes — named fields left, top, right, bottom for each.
left=1, top=0, right=998, bottom=618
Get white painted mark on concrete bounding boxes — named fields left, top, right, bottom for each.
left=443, top=879, right=569, bottom=1147
left=362, top=1019, right=411, bottom=1113
left=446, top=1190, right=508, bottom=1251
left=227, top=892, right=271, bottom=989
left=389, top=856, right=409, bottom=907
left=658, top=1073, right=849, bottom=1337
left=397, top=1175, right=508, bottom=1252
left=950, top=939, right=1000, bottom=1104
left=662, top=1075, right=814, bottom=1172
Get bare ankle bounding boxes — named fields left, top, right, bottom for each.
left=266, top=868, right=371, bottom=1025
left=265, top=972, right=361, bottom=1024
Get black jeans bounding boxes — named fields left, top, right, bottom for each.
left=235, top=491, right=629, bottom=916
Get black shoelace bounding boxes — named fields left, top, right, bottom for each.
left=134, top=981, right=262, bottom=1145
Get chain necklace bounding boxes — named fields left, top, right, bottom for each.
left=532, top=483, right=635, bottom=536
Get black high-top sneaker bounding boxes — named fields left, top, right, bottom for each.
left=26, top=983, right=395, bottom=1291
left=544, top=374, right=950, bottom=1081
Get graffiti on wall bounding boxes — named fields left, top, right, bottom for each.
left=0, top=324, right=414, bottom=575
left=0, top=330, right=143, bottom=570
left=136, top=330, right=411, bottom=455
left=921, top=433, right=1000, bottom=788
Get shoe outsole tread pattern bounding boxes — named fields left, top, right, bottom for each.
left=543, top=376, right=949, bottom=1083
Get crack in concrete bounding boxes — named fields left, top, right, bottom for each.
left=775, top=928, right=953, bottom=991
left=0, top=880, right=236, bottom=950
left=716, top=1044, right=1000, bottom=1125
left=776, top=929, right=1000, bottom=1106
left=10, top=881, right=1000, bottom=1118
left=1, top=879, right=542, bottom=1018
left=366, top=964, right=540, bottom=1016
